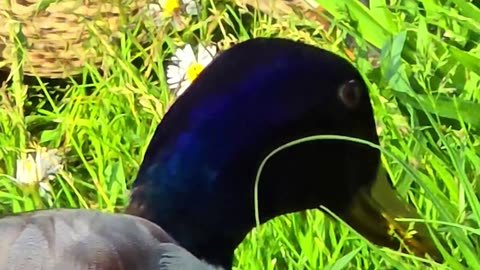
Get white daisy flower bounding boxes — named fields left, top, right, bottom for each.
left=14, top=147, right=62, bottom=198
left=166, top=44, right=217, bottom=97
left=157, top=0, right=199, bottom=16
left=183, top=0, right=200, bottom=15
left=140, top=0, right=199, bottom=29
left=143, top=3, right=163, bottom=26
left=158, top=0, right=180, bottom=16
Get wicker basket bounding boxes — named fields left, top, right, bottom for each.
left=0, top=0, right=154, bottom=78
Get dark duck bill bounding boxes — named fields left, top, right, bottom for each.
left=339, top=165, right=443, bottom=262
left=126, top=38, right=444, bottom=267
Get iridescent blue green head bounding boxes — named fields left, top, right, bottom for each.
left=126, top=38, right=442, bottom=268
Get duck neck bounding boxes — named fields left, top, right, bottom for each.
left=146, top=186, right=258, bottom=269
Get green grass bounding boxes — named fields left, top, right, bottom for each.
left=0, top=0, right=479, bottom=269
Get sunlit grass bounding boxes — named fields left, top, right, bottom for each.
left=0, top=0, right=479, bottom=269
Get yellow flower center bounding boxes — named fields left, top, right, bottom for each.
left=186, top=63, right=204, bottom=82
left=164, top=0, right=180, bottom=15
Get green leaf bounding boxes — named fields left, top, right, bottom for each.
left=394, top=92, right=480, bottom=128
left=448, top=46, right=480, bottom=76
left=449, top=0, right=480, bottom=22
left=326, top=247, right=362, bottom=270
left=380, top=32, right=413, bottom=93
left=318, top=0, right=393, bottom=48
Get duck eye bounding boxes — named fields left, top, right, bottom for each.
left=338, top=79, right=362, bottom=109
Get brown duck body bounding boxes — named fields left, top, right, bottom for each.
left=0, top=0, right=152, bottom=78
